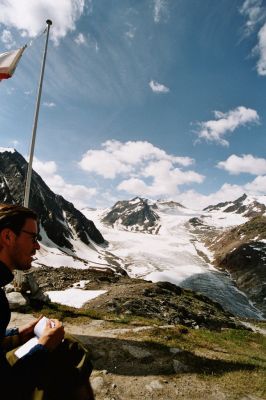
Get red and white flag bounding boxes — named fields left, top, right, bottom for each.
left=0, top=46, right=26, bottom=81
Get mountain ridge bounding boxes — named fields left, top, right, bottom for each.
left=0, top=148, right=265, bottom=319
left=0, top=149, right=105, bottom=250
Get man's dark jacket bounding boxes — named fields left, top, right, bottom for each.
left=0, top=261, right=48, bottom=399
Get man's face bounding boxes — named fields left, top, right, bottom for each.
left=10, top=218, right=40, bottom=271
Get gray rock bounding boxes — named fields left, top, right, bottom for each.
left=5, top=283, right=14, bottom=293
left=6, top=292, right=28, bottom=309
left=90, top=376, right=104, bottom=393
left=170, top=347, right=182, bottom=354
left=173, top=359, right=189, bottom=373
left=145, top=380, right=163, bottom=391
left=122, top=344, right=152, bottom=359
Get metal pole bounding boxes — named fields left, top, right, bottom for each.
left=24, top=19, right=52, bottom=207
left=16, top=20, right=52, bottom=291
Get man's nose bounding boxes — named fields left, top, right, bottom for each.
left=34, top=241, right=41, bottom=250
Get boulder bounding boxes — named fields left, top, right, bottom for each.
left=6, top=292, right=28, bottom=310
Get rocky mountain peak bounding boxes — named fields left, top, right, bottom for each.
left=102, top=197, right=160, bottom=234
left=157, top=200, right=185, bottom=209
left=0, top=149, right=105, bottom=250
left=203, top=193, right=265, bottom=217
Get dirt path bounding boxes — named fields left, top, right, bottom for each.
left=9, top=313, right=265, bottom=400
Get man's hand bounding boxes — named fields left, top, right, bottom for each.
left=18, top=316, right=43, bottom=344
left=38, top=319, right=65, bottom=351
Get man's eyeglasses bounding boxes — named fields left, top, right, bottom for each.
left=21, top=230, right=42, bottom=243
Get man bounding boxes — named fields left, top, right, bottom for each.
left=0, top=203, right=94, bottom=399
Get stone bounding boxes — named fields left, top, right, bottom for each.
left=122, top=344, right=152, bottom=359
left=173, top=359, right=189, bottom=373
left=5, top=283, right=14, bottom=293
left=6, top=292, right=28, bottom=309
left=90, top=376, right=104, bottom=393
left=170, top=347, right=182, bottom=354
left=145, top=380, right=163, bottom=391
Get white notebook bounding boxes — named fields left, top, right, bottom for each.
left=15, top=317, right=54, bottom=358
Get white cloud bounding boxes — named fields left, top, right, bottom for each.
left=74, top=32, right=86, bottom=45
left=1, top=29, right=16, bottom=49
left=0, top=0, right=85, bottom=45
left=257, top=23, right=266, bottom=75
left=33, top=158, right=57, bottom=175
left=118, top=159, right=204, bottom=198
left=79, top=140, right=202, bottom=199
left=10, top=139, right=19, bottom=147
left=118, top=178, right=149, bottom=195
left=244, top=175, right=266, bottom=193
left=149, top=80, right=170, bottom=93
left=174, top=184, right=245, bottom=210
left=173, top=174, right=266, bottom=210
left=125, top=24, right=136, bottom=40
left=240, top=0, right=266, bottom=35
left=79, top=148, right=132, bottom=179
left=217, top=154, right=266, bottom=175
left=153, top=0, right=169, bottom=23
left=196, top=106, right=259, bottom=146
left=103, top=140, right=193, bottom=166
left=43, top=101, right=56, bottom=108
left=79, top=140, right=194, bottom=179
left=239, top=0, right=266, bottom=76
left=32, top=158, right=96, bottom=209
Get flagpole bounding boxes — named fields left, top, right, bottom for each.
left=24, top=19, right=52, bottom=208
left=15, top=20, right=52, bottom=291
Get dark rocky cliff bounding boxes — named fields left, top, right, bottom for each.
left=0, top=150, right=104, bottom=250
left=208, top=216, right=266, bottom=317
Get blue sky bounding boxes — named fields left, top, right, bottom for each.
left=0, top=0, right=266, bottom=209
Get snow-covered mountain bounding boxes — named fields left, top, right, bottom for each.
left=102, top=197, right=160, bottom=234
left=0, top=149, right=265, bottom=319
left=204, top=193, right=266, bottom=218
left=83, top=195, right=266, bottom=319
left=0, top=148, right=122, bottom=273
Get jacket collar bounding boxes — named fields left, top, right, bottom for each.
left=0, top=260, right=14, bottom=287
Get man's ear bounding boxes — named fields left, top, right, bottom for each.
left=0, top=228, right=15, bottom=246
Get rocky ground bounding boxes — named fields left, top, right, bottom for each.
left=10, top=311, right=266, bottom=400
left=31, top=266, right=241, bottom=331
left=189, top=215, right=266, bottom=318
left=5, top=266, right=265, bottom=400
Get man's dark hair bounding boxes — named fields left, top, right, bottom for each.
left=0, top=203, right=38, bottom=235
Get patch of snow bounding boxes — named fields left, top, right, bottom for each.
left=34, top=224, right=110, bottom=270
left=202, top=210, right=247, bottom=228
left=46, top=288, right=107, bottom=308
left=0, top=147, right=15, bottom=153
left=193, top=241, right=214, bottom=262
left=129, top=198, right=141, bottom=205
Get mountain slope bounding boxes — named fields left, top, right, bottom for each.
left=204, top=193, right=266, bottom=218
left=0, top=149, right=104, bottom=249
left=102, top=197, right=160, bottom=234
left=1, top=150, right=264, bottom=320
left=83, top=198, right=265, bottom=319
left=0, top=149, right=119, bottom=271
left=206, top=216, right=266, bottom=315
